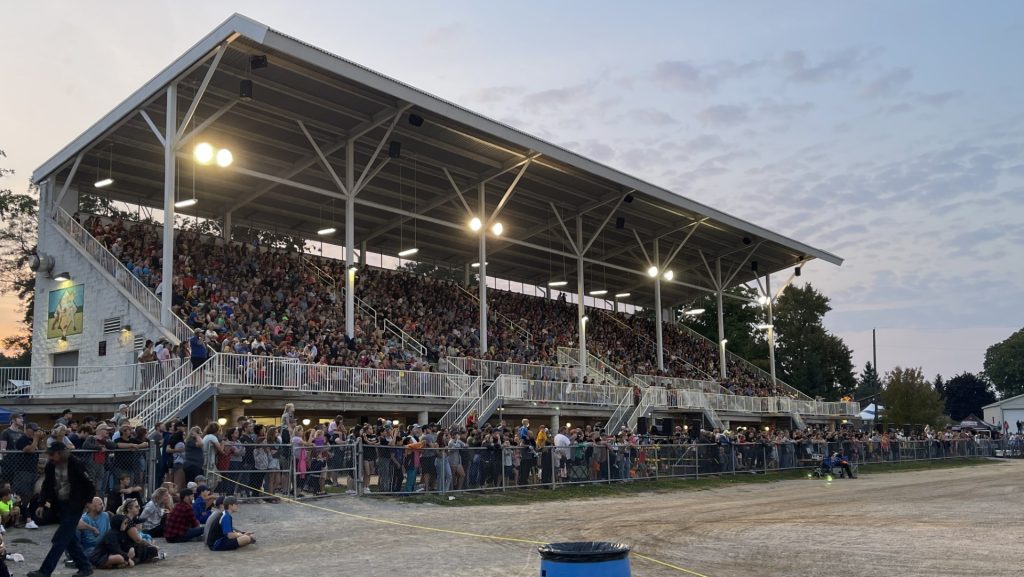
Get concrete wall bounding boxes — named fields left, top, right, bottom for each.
left=31, top=185, right=165, bottom=394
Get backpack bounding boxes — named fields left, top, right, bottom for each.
left=205, top=511, right=224, bottom=550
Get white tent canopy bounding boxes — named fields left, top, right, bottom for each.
left=859, top=403, right=883, bottom=420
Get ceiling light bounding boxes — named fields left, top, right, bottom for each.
left=194, top=142, right=215, bottom=165
left=215, top=148, right=233, bottom=168
left=684, top=308, right=705, bottom=316
left=548, top=280, right=568, bottom=287
left=398, top=247, right=419, bottom=257
left=491, top=222, right=503, bottom=236
left=174, top=198, right=198, bottom=209
left=392, top=419, right=400, bottom=425
left=93, top=178, right=114, bottom=189
left=614, top=292, right=631, bottom=298
left=241, top=398, right=253, bottom=404
left=588, top=289, right=608, bottom=296
left=471, top=261, right=488, bottom=268
left=663, top=270, right=674, bottom=281
left=302, top=418, right=311, bottom=426
left=54, top=272, right=71, bottom=282
left=317, top=227, right=337, bottom=236
left=469, top=217, right=482, bottom=232
left=647, top=266, right=658, bottom=278
left=217, top=417, right=227, bottom=426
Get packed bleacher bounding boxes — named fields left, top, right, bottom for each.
left=81, top=213, right=793, bottom=397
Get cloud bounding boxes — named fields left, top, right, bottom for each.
left=466, top=85, right=525, bottom=104
left=781, top=48, right=872, bottom=83
left=622, top=107, right=678, bottom=126
left=422, top=22, right=465, bottom=47
left=758, top=100, right=815, bottom=120
left=649, top=59, right=764, bottom=94
left=521, top=80, right=598, bottom=109
left=696, top=104, right=749, bottom=127
left=861, top=67, right=913, bottom=98
left=916, top=90, right=962, bottom=107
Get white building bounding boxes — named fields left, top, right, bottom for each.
left=982, top=394, right=1024, bottom=434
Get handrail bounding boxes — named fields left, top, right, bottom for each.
left=56, top=209, right=193, bottom=344
left=0, top=359, right=184, bottom=398
left=438, top=376, right=483, bottom=430
left=557, top=346, right=641, bottom=389
left=634, top=374, right=730, bottom=396
left=596, top=309, right=716, bottom=381
left=447, top=357, right=579, bottom=383
left=456, top=284, right=533, bottom=343
left=672, top=321, right=812, bottom=400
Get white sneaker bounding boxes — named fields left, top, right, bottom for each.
left=25, top=520, right=39, bottom=530
left=344, top=490, right=356, bottom=495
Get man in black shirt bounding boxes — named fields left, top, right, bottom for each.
left=28, top=444, right=95, bottom=577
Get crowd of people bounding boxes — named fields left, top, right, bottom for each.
left=80, top=213, right=795, bottom=399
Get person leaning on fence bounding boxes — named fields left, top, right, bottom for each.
left=26, top=444, right=95, bottom=577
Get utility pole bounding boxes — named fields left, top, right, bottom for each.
left=872, top=328, right=878, bottom=432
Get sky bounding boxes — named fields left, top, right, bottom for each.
left=1, top=1, right=1022, bottom=381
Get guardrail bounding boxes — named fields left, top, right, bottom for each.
left=557, top=347, right=640, bottom=389
left=447, top=357, right=580, bottom=383
left=55, top=209, right=193, bottom=344
left=0, top=360, right=184, bottom=398
left=634, top=374, right=730, bottom=395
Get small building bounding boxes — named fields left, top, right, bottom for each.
left=982, top=394, right=1024, bottom=435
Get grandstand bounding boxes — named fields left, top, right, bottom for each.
left=14, top=13, right=855, bottom=432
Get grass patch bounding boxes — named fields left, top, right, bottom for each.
left=368, top=458, right=998, bottom=507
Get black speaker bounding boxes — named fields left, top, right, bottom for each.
left=249, top=55, right=268, bottom=69
left=636, top=417, right=649, bottom=435
left=408, top=113, right=424, bottom=127
left=239, top=79, right=253, bottom=100
left=660, top=418, right=675, bottom=436
left=388, top=141, right=402, bottom=158
left=615, top=216, right=625, bottom=229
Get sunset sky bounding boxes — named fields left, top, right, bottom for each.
left=2, top=1, right=1022, bottom=379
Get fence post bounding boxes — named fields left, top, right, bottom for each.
left=355, top=439, right=362, bottom=496
left=441, top=448, right=448, bottom=496
left=147, top=444, right=158, bottom=495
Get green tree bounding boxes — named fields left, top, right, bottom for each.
left=772, top=284, right=855, bottom=400
left=882, top=367, right=945, bottom=427
left=943, top=372, right=996, bottom=421
left=932, top=373, right=945, bottom=400
left=983, top=328, right=1024, bottom=398
left=854, top=361, right=883, bottom=404
left=0, top=148, right=37, bottom=358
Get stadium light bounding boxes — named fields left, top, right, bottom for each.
left=581, top=315, right=589, bottom=324
left=469, top=217, right=482, bottom=232
left=756, top=323, right=773, bottom=330
left=684, top=308, right=705, bottom=316
left=647, top=265, right=658, bottom=277
left=174, top=198, right=198, bottom=209
left=663, top=270, right=674, bottom=281
left=317, top=227, right=337, bottom=236
left=548, top=280, right=568, bottom=287
left=53, top=272, right=71, bottom=282
left=614, top=292, right=631, bottom=298
left=194, top=142, right=215, bottom=165
left=588, top=289, right=608, bottom=296
left=215, top=148, right=233, bottom=168
left=490, top=222, right=503, bottom=236
left=720, top=338, right=728, bottom=345
left=471, top=261, right=488, bottom=268
left=93, top=178, right=114, bottom=189
left=398, top=247, right=419, bottom=257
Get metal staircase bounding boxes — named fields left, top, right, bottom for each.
left=790, top=410, right=808, bottom=431
left=603, top=390, right=634, bottom=432
left=125, top=358, right=217, bottom=427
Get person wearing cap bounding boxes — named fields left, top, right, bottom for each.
left=26, top=444, right=95, bottom=577
left=12, top=422, right=44, bottom=527
left=55, top=410, right=74, bottom=428
left=163, top=488, right=202, bottom=543
left=192, top=485, right=215, bottom=524
left=206, top=496, right=254, bottom=551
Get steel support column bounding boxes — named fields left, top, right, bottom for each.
left=223, top=211, right=232, bottom=241
left=716, top=258, right=727, bottom=380
left=478, top=183, right=488, bottom=355
left=345, top=144, right=355, bottom=339
left=161, top=84, right=177, bottom=330
left=766, top=274, right=777, bottom=387
left=576, top=217, right=586, bottom=385
left=654, top=239, right=664, bottom=372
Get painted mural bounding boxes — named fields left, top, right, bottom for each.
left=47, top=284, right=84, bottom=339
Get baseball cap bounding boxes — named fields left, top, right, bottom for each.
left=25, top=422, right=39, bottom=431
left=186, top=482, right=197, bottom=490
left=179, top=488, right=194, bottom=498
left=214, top=495, right=225, bottom=507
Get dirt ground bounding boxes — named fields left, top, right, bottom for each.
left=5, top=460, right=1021, bottom=577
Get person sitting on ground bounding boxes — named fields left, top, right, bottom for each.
left=113, top=499, right=161, bottom=563
left=206, top=496, right=255, bottom=551
left=201, top=496, right=225, bottom=548
left=138, top=488, right=171, bottom=538
left=0, top=488, right=20, bottom=529
left=106, top=474, right=143, bottom=514
left=192, top=486, right=216, bottom=524
left=77, top=497, right=110, bottom=559
left=88, top=514, right=137, bottom=570
left=163, top=488, right=203, bottom=543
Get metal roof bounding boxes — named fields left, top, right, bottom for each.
left=32, top=13, right=842, bottom=309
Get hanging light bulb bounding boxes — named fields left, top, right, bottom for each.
left=215, top=148, right=233, bottom=168
left=491, top=222, right=503, bottom=236
left=647, top=265, right=658, bottom=277
left=194, top=142, right=215, bottom=165
left=469, top=217, right=482, bottom=232
left=663, top=270, right=674, bottom=281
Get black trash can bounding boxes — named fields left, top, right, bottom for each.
left=537, top=541, right=631, bottom=577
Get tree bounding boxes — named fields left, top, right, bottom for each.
left=983, top=328, right=1024, bottom=398
left=772, top=284, right=856, bottom=400
left=932, top=373, right=945, bottom=400
left=882, top=367, right=945, bottom=427
left=0, top=148, right=37, bottom=359
left=854, top=361, right=883, bottom=405
left=943, top=372, right=996, bottom=422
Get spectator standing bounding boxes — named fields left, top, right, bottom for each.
left=189, top=329, right=210, bottom=370
left=26, top=444, right=95, bottom=577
